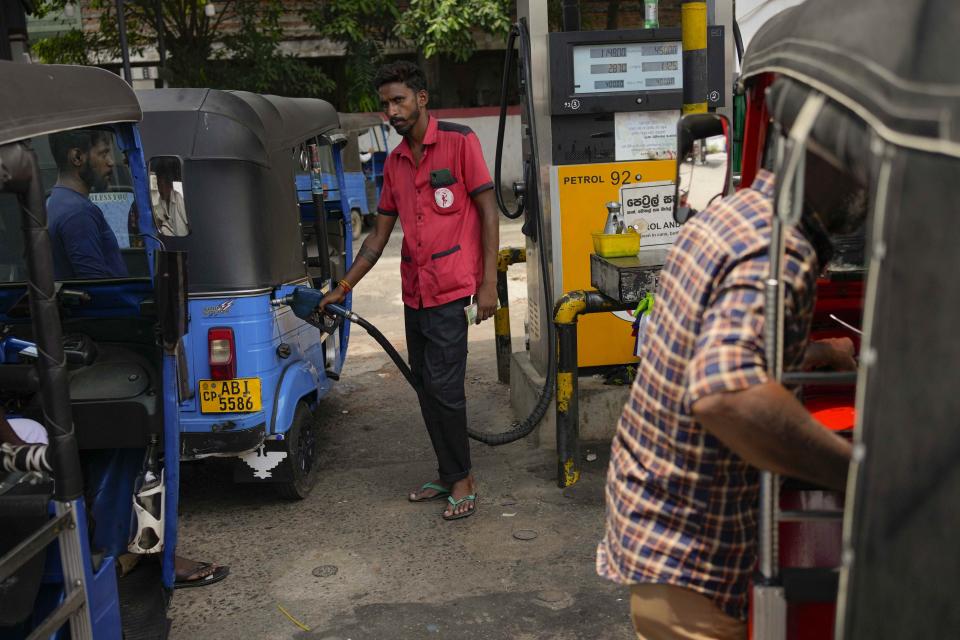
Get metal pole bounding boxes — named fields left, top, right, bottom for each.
left=681, top=0, right=709, bottom=115
left=115, top=0, right=133, bottom=84
left=555, top=319, right=579, bottom=488
left=561, top=0, right=580, bottom=32
left=154, top=0, right=166, bottom=88
left=0, top=143, right=85, bottom=501
left=554, top=290, right=633, bottom=488
left=309, top=143, right=333, bottom=286
left=0, top=2, right=13, bottom=62
left=495, top=247, right=526, bottom=384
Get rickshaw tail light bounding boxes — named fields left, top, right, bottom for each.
left=208, top=327, right=236, bottom=380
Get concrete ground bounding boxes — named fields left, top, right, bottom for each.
left=169, top=218, right=634, bottom=639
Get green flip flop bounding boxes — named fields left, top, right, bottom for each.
left=409, top=482, right=450, bottom=502
left=442, top=494, right=478, bottom=521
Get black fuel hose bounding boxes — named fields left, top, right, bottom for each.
left=471, top=17, right=556, bottom=446
left=327, top=304, right=420, bottom=390
left=494, top=24, right=526, bottom=221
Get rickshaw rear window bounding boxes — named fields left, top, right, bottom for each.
left=0, top=128, right=149, bottom=284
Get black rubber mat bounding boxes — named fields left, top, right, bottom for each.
left=117, top=557, right=171, bottom=640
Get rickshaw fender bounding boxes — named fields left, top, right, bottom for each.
left=270, top=360, right=325, bottom=435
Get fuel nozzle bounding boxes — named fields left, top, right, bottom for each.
left=272, top=286, right=352, bottom=334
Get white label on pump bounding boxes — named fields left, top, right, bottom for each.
left=614, top=110, right=680, bottom=161
left=620, top=181, right=680, bottom=249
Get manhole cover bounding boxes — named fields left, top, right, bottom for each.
left=534, top=589, right=573, bottom=611
left=513, top=529, right=538, bottom=541
left=312, top=565, right=338, bottom=578
left=536, top=590, right=566, bottom=603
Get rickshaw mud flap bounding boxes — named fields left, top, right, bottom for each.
left=180, top=424, right=265, bottom=460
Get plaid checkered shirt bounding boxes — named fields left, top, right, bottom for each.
left=597, top=169, right=824, bottom=620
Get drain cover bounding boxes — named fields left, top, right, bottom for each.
left=513, top=529, right=538, bottom=541
left=312, top=565, right=338, bottom=578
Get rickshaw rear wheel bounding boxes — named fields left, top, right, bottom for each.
left=276, top=401, right=320, bottom=500
left=350, top=209, right=363, bottom=241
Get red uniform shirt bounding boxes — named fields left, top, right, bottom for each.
left=377, top=116, right=494, bottom=308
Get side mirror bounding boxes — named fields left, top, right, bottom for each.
left=155, top=250, right=188, bottom=351
left=673, top=113, right=732, bottom=225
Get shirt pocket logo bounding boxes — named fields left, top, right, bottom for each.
left=434, top=187, right=455, bottom=209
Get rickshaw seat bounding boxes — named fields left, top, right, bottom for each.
left=68, top=344, right=161, bottom=450
left=21, top=343, right=162, bottom=450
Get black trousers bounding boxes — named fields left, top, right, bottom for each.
left=404, top=297, right=471, bottom=483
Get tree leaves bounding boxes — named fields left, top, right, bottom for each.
left=395, top=0, right=511, bottom=62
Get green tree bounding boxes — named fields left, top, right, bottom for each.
left=214, top=0, right=334, bottom=97
left=394, top=0, right=511, bottom=61
left=32, top=1, right=332, bottom=97
left=33, top=1, right=229, bottom=86
left=301, top=0, right=400, bottom=112
left=302, top=0, right=511, bottom=111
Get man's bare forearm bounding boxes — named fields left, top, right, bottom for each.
left=339, top=215, right=396, bottom=287
left=692, top=381, right=852, bottom=490
left=475, top=189, right=499, bottom=287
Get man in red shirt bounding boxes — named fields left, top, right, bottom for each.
left=320, top=61, right=499, bottom=520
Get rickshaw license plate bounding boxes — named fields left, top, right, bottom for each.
left=198, top=378, right=262, bottom=413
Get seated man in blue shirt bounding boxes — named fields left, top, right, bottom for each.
left=47, top=129, right=128, bottom=280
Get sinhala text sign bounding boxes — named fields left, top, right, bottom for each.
left=619, top=181, right=679, bottom=249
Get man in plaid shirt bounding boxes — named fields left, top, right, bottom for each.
left=599, top=164, right=861, bottom=639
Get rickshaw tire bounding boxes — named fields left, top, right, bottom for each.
left=276, top=401, right=320, bottom=500
left=350, top=209, right=363, bottom=242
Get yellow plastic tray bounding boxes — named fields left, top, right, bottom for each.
left=592, top=231, right=640, bottom=258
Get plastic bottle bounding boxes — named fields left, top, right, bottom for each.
left=644, top=0, right=659, bottom=29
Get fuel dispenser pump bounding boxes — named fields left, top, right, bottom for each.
left=275, top=3, right=733, bottom=455
left=506, top=1, right=729, bottom=380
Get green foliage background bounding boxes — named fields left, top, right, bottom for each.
left=31, top=0, right=513, bottom=109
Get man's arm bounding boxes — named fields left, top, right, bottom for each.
left=318, top=213, right=397, bottom=311
left=473, top=189, right=499, bottom=323
left=801, top=337, right=857, bottom=371
left=693, top=382, right=852, bottom=490
left=0, top=410, right=26, bottom=446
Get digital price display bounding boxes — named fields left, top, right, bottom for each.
left=572, top=41, right=683, bottom=95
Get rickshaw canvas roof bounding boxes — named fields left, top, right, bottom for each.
left=741, top=0, right=960, bottom=157
left=337, top=112, right=386, bottom=133
left=0, top=61, right=140, bottom=146
left=136, top=89, right=339, bottom=164
left=742, top=2, right=960, bottom=636
left=135, top=89, right=341, bottom=294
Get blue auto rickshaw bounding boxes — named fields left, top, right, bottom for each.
left=135, top=89, right=353, bottom=499
left=296, top=113, right=389, bottom=241
left=0, top=61, right=184, bottom=637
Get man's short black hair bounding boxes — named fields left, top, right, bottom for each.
left=48, top=129, right=111, bottom=172
left=373, top=61, right=427, bottom=94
